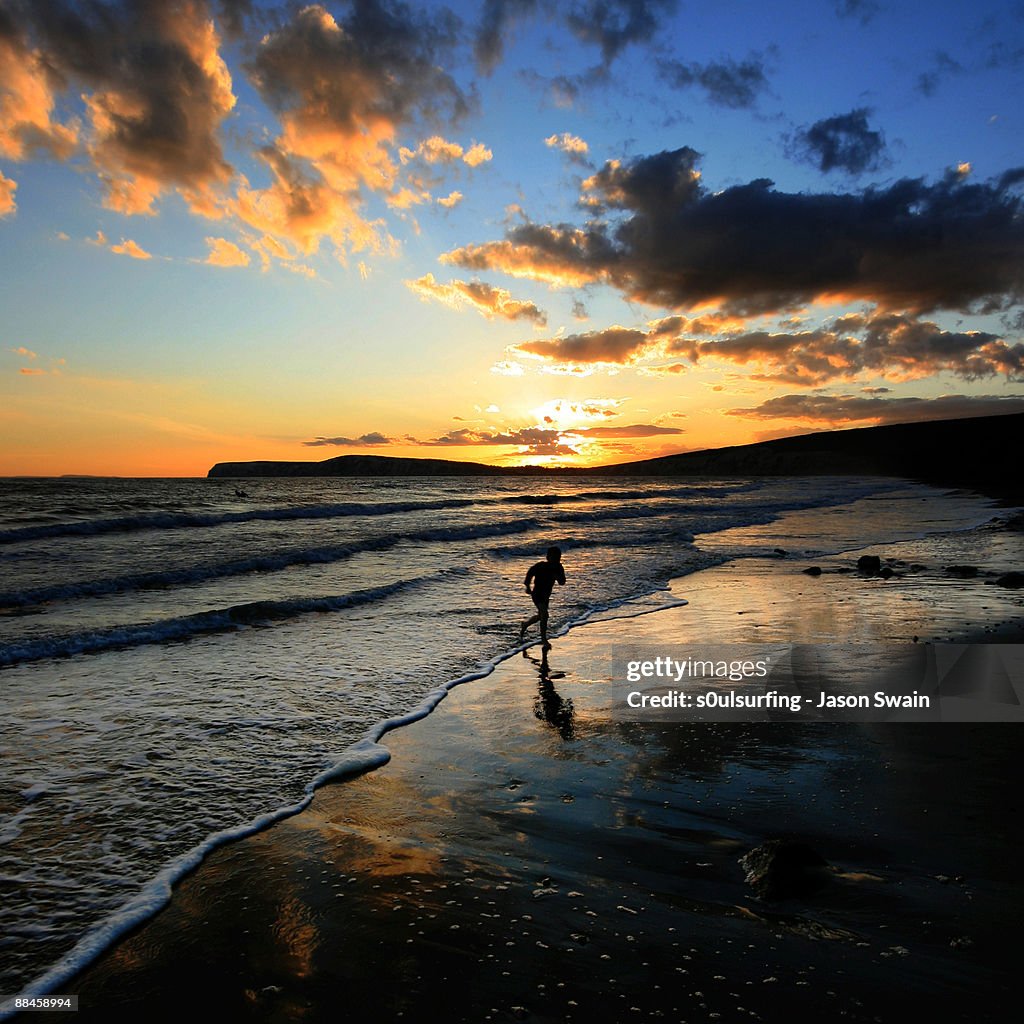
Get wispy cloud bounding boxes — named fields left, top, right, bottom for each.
left=657, top=54, right=770, bottom=109
left=728, top=392, right=1024, bottom=425
left=833, top=0, right=880, bottom=26
left=569, top=423, right=683, bottom=437
left=475, top=0, right=678, bottom=75
left=545, top=132, right=591, bottom=165
left=400, top=136, right=494, bottom=167
left=205, top=236, right=250, bottom=267
left=304, top=432, right=394, bottom=447
left=505, top=310, right=1024, bottom=384
left=406, top=273, right=548, bottom=325
left=567, top=0, right=678, bottom=67
left=0, top=171, right=16, bottom=217
left=110, top=238, right=152, bottom=260
left=473, top=0, right=541, bottom=74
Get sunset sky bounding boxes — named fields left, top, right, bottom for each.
left=2, top=0, right=1023, bottom=475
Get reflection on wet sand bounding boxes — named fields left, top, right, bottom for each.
left=524, top=647, right=576, bottom=740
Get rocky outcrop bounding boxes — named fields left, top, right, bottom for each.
left=739, top=840, right=832, bottom=900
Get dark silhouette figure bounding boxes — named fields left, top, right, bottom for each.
left=526, top=648, right=575, bottom=740
left=520, top=546, right=565, bottom=649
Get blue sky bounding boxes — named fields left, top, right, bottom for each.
left=1, top=0, right=1022, bottom=474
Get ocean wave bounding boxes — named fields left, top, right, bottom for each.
left=0, top=497, right=481, bottom=545
left=0, top=481, right=753, bottom=546
left=0, top=519, right=544, bottom=609
left=0, top=575, right=446, bottom=668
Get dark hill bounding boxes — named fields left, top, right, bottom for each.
left=208, top=454, right=549, bottom=478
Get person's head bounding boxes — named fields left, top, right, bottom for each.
left=546, top=545, right=562, bottom=563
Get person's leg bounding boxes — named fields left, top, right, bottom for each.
left=520, top=611, right=540, bottom=638
left=539, top=604, right=549, bottom=646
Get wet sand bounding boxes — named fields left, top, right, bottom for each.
left=46, top=521, right=1024, bottom=1022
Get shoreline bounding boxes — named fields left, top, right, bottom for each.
left=29, top=502, right=1024, bottom=1023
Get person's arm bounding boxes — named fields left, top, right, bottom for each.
left=556, top=564, right=566, bottom=586
left=524, top=564, right=536, bottom=592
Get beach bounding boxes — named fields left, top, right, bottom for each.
left=26, top=493, right=1024, bottom=1023
left=5, top=1, right=1024, bottom=1018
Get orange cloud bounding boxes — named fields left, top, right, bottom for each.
left=247, top=232, right=298, bottom=271
left=0, top=34, right=78, bottom=162
left=237, top=3, right=467, bottom=257
left=515, top=325, right=649, bottom=364
left=400, top=136, right=465, bottom=164
left=2, top=2, right=234, bottom=216
left=19, top=367, right=46, bottom=375
left=437, top=190, right=463, bottom=208
left=204, top=236, right=250, bottom=267
left=387, top=186, right=431, bottom=210
left=441, top=231, right=602, bottom=288
left=544, top=132, right=589, bottom=165
left=110, top=238, right=152, bottom=260
left=508, top=311, right=1024, bottom=384
left=462, top=142, right=493, bottom=167
left=0, top=171, right=16, bottom=217
left=406, top=273, right=547, bottom=325
left=85, top=4, right=235, bottom=215
left=233, top=147, right=391, bottom=256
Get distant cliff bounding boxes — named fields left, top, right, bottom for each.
left=208, top=454, right=550, bottom=478
left=208, top=412, right=1023, bottom=500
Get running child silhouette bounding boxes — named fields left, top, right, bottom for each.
left=520, top=546, right=566, bottom=650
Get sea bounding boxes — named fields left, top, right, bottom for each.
left=0, top=473, right=1008, bottom=1001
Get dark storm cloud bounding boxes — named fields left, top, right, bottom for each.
left=444, top=148, right=1024, bottom=315
left=728, top=393, right=1024, bottom=424
left=657, top=55, right=770, bottom=109
left=788, top=108, right=887, bottom=175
